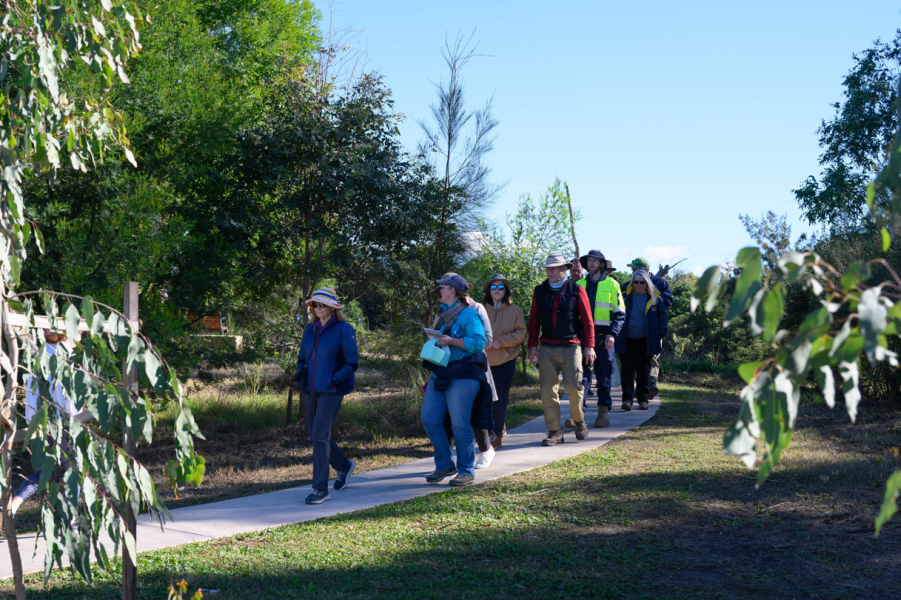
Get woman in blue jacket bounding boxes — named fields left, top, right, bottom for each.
left=615, top=269, right=667, bottom=411
left=293, top=287, right=359, bottom=505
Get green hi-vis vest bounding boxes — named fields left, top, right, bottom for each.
left=576, top=276, right=626, bottom=327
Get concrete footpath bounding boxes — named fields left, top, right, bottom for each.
left=1, top=389, right=659, bottom=578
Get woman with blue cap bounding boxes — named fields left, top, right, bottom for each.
left=420, top=274, right=491, bottom=487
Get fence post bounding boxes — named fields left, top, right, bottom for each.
left=122, top=282, right=138, bottom=600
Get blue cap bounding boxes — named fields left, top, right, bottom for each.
left=435, top=274, right=470, bottom=293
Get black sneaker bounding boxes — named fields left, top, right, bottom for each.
left=449, top=474, right=475, bottom=487
left=305, top=490, right=331, bottom=505
left=622, top=401, right=633, bottom=412
left=334, top=459, right=356, bottom=490
left=426, top=467, right=458, bottom=484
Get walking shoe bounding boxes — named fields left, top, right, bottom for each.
left=304, top=490, right=331, bottom=505
left=490, top=435, right=503, bottom=450
left=594, top=406, right=610, bottom=428
left=564, top=419, right=576, bottom=429
left=574, top=421, right=589, bottom=441
left=334, top=459, right=356, bottom=490
left=638, top=401, right=649, bottom=410
left=425, top=467, right=458, bottom=484
left=622, top=401, right=633, bottom=411
left=649, top=377, right=659, bottom=399
left=449, top=474, right=475, bottom=487
left=542, top=430, right=564, bottom=446
left=475, top=445, right=495, bottom=469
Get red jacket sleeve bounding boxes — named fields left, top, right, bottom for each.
left=528, top=289, right=541, bottom=349
left=577, top=285, right=595, bottom=348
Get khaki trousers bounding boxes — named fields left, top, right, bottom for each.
left=539, top=345, right=584, bottom=430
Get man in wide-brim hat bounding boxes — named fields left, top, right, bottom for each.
left=572, top=250, right=625, bottom=429
left=526, top=253, right=596, bottom=446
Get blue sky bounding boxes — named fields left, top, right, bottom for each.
left=313, top=0, right=901, bottom=275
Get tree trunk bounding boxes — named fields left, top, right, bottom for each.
left=0, top=300, right=26, bottom=599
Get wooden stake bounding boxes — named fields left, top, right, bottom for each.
left=563, top=183, right=579, bottom=257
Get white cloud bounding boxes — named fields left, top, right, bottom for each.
left=641, top=245, right=691, bottom=270
left=692, top=265, right=706, bottom=276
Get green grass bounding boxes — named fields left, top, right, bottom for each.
left=8, top=381, right=900, bottom=599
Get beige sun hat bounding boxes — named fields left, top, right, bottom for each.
left=541, top=253, right=573, bottom=269
left=306, top=287, right=343, bottom=309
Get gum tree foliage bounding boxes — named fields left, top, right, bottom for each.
left=691, top=83, right=901, bottom=536
left=0, top=2, right=204, bottom=595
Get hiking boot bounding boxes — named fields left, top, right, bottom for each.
left=542, top=430, right=564, bottom=446
left=649, top=377, right=659, bottom=399
left=574, top=421, right=589, bottom=441
left=425, top=467, right=458, bottom=484
left=622, top=400, right=633, bottom=412
left=449, top=474, right=475, bottom=487
left=491, top=435, right=503, bottom=450
left=564, top=419, right=576, bottom=429
left=304, top=490, right=331, bottom=505
left=334, top=459, right=356, bottom=490
left=594, top=406, right=610, bottom=428
left=638, top=401, right=649, bottom=410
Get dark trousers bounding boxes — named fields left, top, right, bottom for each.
left=490, top=359, right=517, bottom=435
left=306, top=392, right=351, bottom=492
left=620, top=337, right=650, bottom=403
left=445, top=418, right=492, bottom=452
left=583, top=345, right=615, bottom=408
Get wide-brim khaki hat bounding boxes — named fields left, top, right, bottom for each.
left=541, top=253, right=572, bottom=269
left=482, top=274, right=511, bottom=295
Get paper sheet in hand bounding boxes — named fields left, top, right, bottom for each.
left=423, top=328, right=443, bottom=340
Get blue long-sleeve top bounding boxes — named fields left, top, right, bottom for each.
left=437, top=301, right=486, bottom=362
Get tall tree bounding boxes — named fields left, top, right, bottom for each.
left=1, top=2, right=205, bottom=596
left=794, top=31, right=901, bottom=229
left=417, top=30, right=505, bottom=321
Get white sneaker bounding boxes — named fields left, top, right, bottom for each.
left=475, top=445, right=495, bottom=469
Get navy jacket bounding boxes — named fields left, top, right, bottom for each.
left=295, top=319, right=359, bottom=395
left=615, top=284, right=668, bottom=356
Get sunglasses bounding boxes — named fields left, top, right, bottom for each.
left=310, top=302, right=331, bottom=309
left=632, top=280, right=646, bottom=285
left=490, top=284, right=506, bottom=291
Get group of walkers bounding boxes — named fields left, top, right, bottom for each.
left=292, top=251, right=672, bottom=503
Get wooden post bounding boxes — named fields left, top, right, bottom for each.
left=122, top=282, right=138, bottom=600
left=285, top=387, right=294, bottom=427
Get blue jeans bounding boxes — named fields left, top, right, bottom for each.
left=306, top=393, right=351, bottom=492
left=583, top=345, right=615, bottom=409
left=421, top=377, right=478, bottom=477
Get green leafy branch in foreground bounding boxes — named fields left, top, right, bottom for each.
left=1, top=292, right=204, bottom=585
left=691, top=82, right=901, bottom=537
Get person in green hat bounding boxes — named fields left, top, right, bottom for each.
left=622, top=258, right=673, bottom=399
